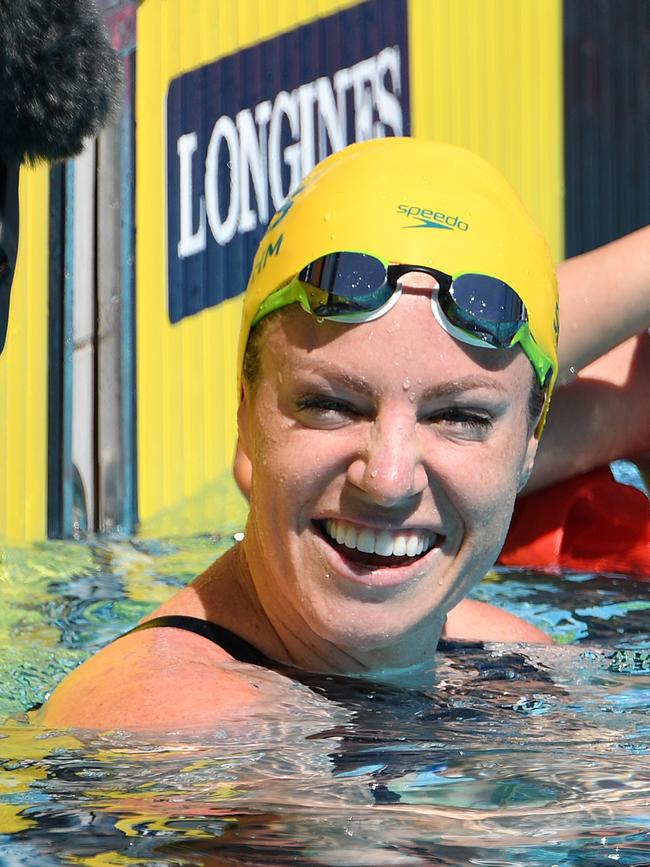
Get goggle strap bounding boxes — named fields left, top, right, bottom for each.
left=251, top=280, right=312, bottom=328
left=514, top=325, right=553, bottom=387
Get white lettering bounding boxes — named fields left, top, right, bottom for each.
left=350, top=57, right=377, bottom=141
left=268, top=90, right=301, bottom=210
left=333, top=68, right=352, bottom=146
left=176, top=132, right=206, bottom=258
left=375, top=47, right=403, bottom=136
left=297, top=81, right=318, bottom=177
left=205, top=115, right=240, bottom=245
left=174, top=45, right=405, bottom=259
left=316, top=76, right=346, bottom=160
left=237, top=102, right=270, bottom=232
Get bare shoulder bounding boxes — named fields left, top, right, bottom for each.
left=39, top=627, right=264, bottom=732
left=445, top=599, right=552, bottom=644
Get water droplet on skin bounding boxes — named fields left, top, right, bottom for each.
left=402, top=378, right=411, bottom=390
left=370, top=469, right=378, bottom=479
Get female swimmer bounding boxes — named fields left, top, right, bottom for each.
left=42, top=138, right=558, bottom=730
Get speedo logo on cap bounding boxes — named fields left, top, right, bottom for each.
left=397, top=204, right=469, bottom=232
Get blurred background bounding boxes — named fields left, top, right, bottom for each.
left=1, top=0, right=648, bottom=544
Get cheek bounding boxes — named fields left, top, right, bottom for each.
left=442, top=439, right=524, bottom=525
left=249, top=410, right=340, bottom=512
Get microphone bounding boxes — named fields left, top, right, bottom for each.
left=0, top=0, right=120, bottom=354
left=0, top=0, right=120, bottom=164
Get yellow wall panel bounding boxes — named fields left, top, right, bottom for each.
left=409, top=0, right=564, bottom=262
left=137, top=0, right=564, bottom=529
left=0, top=1, right=568, bottom=540
left=0, top=165, right=49, bottom=542
left=136, top=0, right=362, bottom=525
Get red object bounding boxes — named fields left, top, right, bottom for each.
left=499, top=467, right=650, bottom=578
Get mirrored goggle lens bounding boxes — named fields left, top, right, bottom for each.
left=300, top=252, right=393, bottom=316
left=441, top=273, right=527, bottom=346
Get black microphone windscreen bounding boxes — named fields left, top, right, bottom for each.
left=0, top=0, right=121, bottom=164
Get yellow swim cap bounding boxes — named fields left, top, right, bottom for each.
left=238, top=137, right=558, bottom=428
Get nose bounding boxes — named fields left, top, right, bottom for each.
left=397, top=269, right=440, bottom=293
left=347, top=413, right=429, bottom=507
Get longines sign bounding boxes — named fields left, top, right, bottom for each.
left=166, top=0, right=410, bottom=323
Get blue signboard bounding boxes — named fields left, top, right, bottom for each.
left=166, top=0, right=410, bottom=323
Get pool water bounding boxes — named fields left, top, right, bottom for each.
left=1, top=465, right=649, bottom=865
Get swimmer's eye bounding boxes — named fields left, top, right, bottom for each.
left=426, top=407, right=494, bottom=435
left=293, top=394, right=364, bottom=427
left=295, top=395, right=360, bottom=416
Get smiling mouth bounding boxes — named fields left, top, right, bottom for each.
left=318, top=518, right=440, bottom=568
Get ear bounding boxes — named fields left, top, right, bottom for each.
left=237, top=379, right=252, bottom=457
left=234, top=382, right=253, bottom=502
left=517, top=432, right=539, bottom=493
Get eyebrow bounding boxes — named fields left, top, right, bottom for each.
left=422, top=376, right=509, bottom=401
left=310, top=369, right=375, bottom=397
left=300, top=367, right=508, bottom=400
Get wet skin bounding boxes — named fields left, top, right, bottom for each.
left=237, top=273, right=540, bottom=673
left=41, top=273, right=545, bottom=730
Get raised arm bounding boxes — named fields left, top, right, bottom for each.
left=555, top=225, right=650, bottom=383
left=525, top=226, right=650, bottom=494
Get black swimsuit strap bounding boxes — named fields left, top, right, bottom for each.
left=123, top=615, right=275, bottom=667
left=123, top=616, right=483, bottom=671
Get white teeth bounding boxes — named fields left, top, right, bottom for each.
left=375, top=530, right=394, bottom=557
left=357, top=529, right=376, bottom=554
left=344, top=525, right=357, bottom=549
left=324, top=519, right=435, bottom=559
left=406, top=535, right=420, bottom=557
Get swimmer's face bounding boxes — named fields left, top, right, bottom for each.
left=238, top=273, right=538, bottom=670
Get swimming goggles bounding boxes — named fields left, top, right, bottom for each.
left=251, top=251, right=554, bottom=387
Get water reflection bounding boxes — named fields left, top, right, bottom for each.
left=1, top=519, right=650, bottom=862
